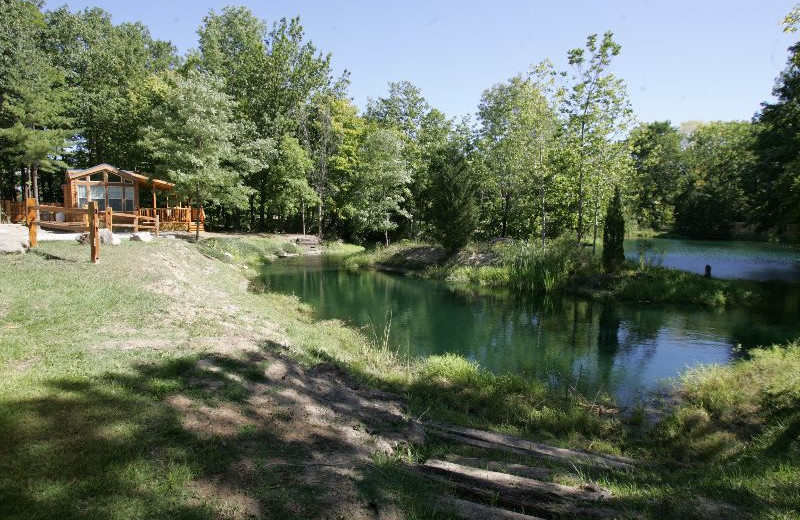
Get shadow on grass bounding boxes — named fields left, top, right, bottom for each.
left=0, top=349, right=408, bottom=520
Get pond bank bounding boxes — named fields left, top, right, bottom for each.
left=2, top=235, right=797, bottom=519
left=345, top=240, right=773, bottom=308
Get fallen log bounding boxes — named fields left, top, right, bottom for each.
left=435, top=495, right=546, bottom=520
left=443, top=455, right=560, bottom=481
left=418, top=470, right=623, bottom=520
left=425, top=421, right=636, bottom=470
left=422, top=459, right=611, bottom=503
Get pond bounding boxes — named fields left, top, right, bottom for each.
left=625, top=238, right=800, bottom=281
left=261, top=253, right=800, bottom=406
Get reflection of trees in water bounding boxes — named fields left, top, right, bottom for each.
left=261, top=259, right=800, bottom=404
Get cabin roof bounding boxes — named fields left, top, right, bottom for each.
left=65, top=163, right=174, bottom=190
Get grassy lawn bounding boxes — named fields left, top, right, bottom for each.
left=1, top=237, right=798, bottom=519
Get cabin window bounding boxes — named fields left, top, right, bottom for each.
left=107, top=173, right=122, bottom=183
left=90, top=185, right=106, bottom=211
left=124, top=187, right=135, bottom=212
left=124, top=179, right=133, bottom=184
left=77, top=185, right=87, bottom=208
left=90, top=172, right=104, bottom=182
left=108, top=186, right=123, bottom=212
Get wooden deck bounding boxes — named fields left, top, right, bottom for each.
left=2, top=201, right=204, bottom=232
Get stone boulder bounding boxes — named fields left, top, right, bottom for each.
left=0, top=225, right=28, bottom=254
left=130, top=231, right=153, bottom=243
left=77, top=230, right=120, bottom=246
left=98, top=228, right=120, bottom=245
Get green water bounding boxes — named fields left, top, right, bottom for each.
left=261, top=252, right=800, bottom=405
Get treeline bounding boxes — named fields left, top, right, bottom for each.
left=1, top=1, right=799, bottom=244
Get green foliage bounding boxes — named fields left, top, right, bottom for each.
left=628, top=121, right=686, bottom=229
left=507, top=237, right=594, bottom=293
left=427, top=144, right=478, bottom=252
left=347, top=127, right=411, bottom=243
left=140, top=70, right=264, bottom=209
left=602, top=187, right=625, bottom=272
left=675, top=121, right=755, bottom=239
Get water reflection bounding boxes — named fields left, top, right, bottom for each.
left=261, top=255, right=800, bottom=405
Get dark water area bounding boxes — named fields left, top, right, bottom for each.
left=625, top=238, right=800, bottom=281
left=260, top=253, right=800, bottom=406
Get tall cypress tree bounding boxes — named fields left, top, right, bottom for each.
left=602, top=186, right=625, bottom=272
left=428, top=144, right=478, bottom=252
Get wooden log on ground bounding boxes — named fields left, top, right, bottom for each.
left=435, top=495, right=546, bottom=520
left=443, top=455, right=559, bottom=481
left=425, top=421, right=636, bottom=470
left=422, top=459, right=611, bottom=503
left=417, top=471, right=623, bottom=520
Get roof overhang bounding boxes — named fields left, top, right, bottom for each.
left=65, top=163, right=174, bottom=190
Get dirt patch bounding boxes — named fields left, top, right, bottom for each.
left=173, top=350, right=424, bottom=518
left=7, top=356, right=41, bottom=372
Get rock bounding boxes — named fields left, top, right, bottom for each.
left=223, top=252, right=234, bottom=260
left=76, top=233, right=90, bottom=245
left=98, top=228, right=118, bottom=245
left=130, top=232, right=153, bottom=243
left=0, top=231, right=28, bottom=254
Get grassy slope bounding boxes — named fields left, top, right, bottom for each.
left=1, top=237, right=797, bottom=519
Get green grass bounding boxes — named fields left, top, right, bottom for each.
left=1, top=237, right=797, bottom=519
left=345, top=238, right=761, bottom=307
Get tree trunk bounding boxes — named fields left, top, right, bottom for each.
left=258, top=176, right=266, bottom=232
left=577, top=121, right=586, bottom=244
left=592, top=194, right=599, bottom=254
left=540, top=183, right=547, bottom=248
left=385, top=228, right=389, bottom=246
left=500, top=192, right=511, bottom=238
left=301, top=199, right=306, bottom=235
left=195, top=184, right=201, bottom=242
left=23, top=164, right=31, bottom=200
left=317, top=202, right=323, bottom=238
left=248, top=194, right=255, bottom=231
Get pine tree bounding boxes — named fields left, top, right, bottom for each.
left=428, top=144, right=478, bottom=252
left=602, top=186, right=625, bottom=272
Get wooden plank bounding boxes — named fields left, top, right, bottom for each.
left=154, top=215, right=159, bottom=238
left=105, top=207, right=113, bottom=230
left=425, top=422, right=636, bottom=470
left=88, top=201, right=99, bottom=263
left=26, top=198, right=37, bottom=248
left=435, top=495, right=546, bottom=520
left=38, top=221, right=86, bottom=230
left=417, top=471, right=624, bottom=520
left=443, top=455, right=557, bottom=481
left=422, top=459, right=610, bottom=503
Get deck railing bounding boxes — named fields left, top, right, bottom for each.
left=138, top=207, right=204, bottom=231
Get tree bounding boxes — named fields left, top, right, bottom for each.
left=751, top=12, right=800, bottom=230
left=140, top=71, right=263, bottom=238
left=428, top=144, right=478, bottom=252
left=271, top=134, right=317, bottom=234
left=348, top=127, right=410, bottom=245
left=563, top=32, right=633, bottom=246
left=0, top=5, right=73, bottom=205
left=627, top=121, right=686, bottom=230
left=43, top=6, right=177, bottom=169
left=675, top=121, right=755, bottom=239
left=602, top=186, right=625, bottom=272
left=477, top=75, right=558, bottom=239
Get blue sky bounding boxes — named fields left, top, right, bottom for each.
left=45, top=0, right=798, bottom=125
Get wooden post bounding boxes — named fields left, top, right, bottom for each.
left=133, top=215, right=139, bottom=233
left=26, top=197, right=37, bottom=248
left=82, top=204, right=89, bottom=231
left=88, top=201, right=99, bottom=263
left=105, top=207, right=113, bottom=230
left=154, top=215, right=159, bottom=238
